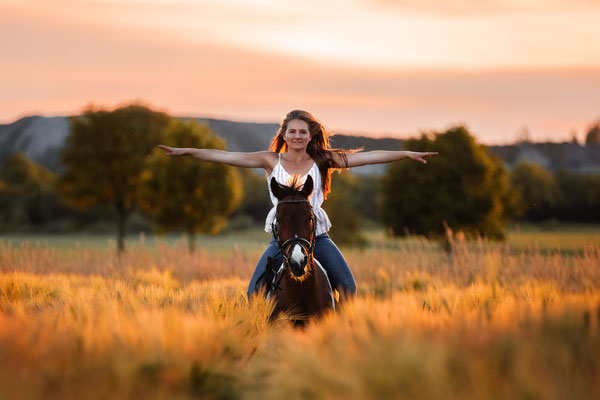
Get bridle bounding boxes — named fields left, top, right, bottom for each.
left=272, top=198, right=316, bottom=263
left=265, top=198, right=316, bottom=290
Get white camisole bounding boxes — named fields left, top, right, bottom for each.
left=265, top=154, right=331, bottom=235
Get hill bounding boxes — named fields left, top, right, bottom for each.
left=1, top=115, right=599, bottom=175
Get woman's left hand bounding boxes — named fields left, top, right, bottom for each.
left=408, top=151, right=438, bottom=164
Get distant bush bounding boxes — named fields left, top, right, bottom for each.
left=0, top=153, right=69, bottom=232
left=230, top=168, right=271, bottom=224
left=323, top=171, right=367, bottom=247
left=510, top=161, right=563, bottom=221
left=585, top=121, right=600, bottom=145
left=555, top=170, right=600, bottom=222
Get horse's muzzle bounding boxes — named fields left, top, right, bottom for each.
left=288, top=259, right=307, bottom=277
left=287, top=244, right=308, bottom=277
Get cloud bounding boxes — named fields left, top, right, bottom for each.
left=2, top=0, right=599, bottom=143
left=4, top=0, right=600, bottom=70
left=365, top=0, right=600, bottom=16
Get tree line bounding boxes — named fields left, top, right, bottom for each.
left=380, top=126, right=600, bottom=243
left=1, top=104, right=599, bottom=250
left=0, top=105, right=241, bottom=252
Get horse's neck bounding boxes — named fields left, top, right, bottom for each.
left=273, top=259, right=335, bottom=316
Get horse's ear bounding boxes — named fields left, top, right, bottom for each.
left=301, top=175, right=314, bottom=198
left=270, top=177, right=283, bottom=199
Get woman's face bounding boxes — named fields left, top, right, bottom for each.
left=283, top=119, right=311, bottom=151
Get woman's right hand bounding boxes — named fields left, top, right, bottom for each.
left=157, top=145, right=186, bottom=156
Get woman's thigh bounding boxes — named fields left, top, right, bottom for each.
left=314, top=234, right=356, bottom=295
left=247, top=240, right=282, bottom=298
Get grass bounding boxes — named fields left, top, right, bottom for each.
left=0, top=226, right=599, bottom=399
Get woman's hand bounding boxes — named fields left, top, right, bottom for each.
left=157, top=145, right=186, bottom=156
left=408, top=151, right=438, bottom=164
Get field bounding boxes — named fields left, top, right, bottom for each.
left=1, top=226, right=599, bottom=400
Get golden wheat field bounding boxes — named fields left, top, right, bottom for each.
left=1, top=229, right=600, bottom=400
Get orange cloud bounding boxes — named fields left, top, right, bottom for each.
left=1, top=0, right=599, bottom=143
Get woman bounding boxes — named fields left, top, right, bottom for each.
left=158, top=110, right=437, bottom=298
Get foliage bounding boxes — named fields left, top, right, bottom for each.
left=139, top=119, right=242, bottom=252
left=0, top=153, right=68, bottom=231
left=585, top=121, right=600, bottom=145
left=354, top=175, right=382, bottom=223
left=555, top=170, right=600, bottom=222
left=323, top=170, right=367, bottom=247
left=510, top=161, right=563, bottom=221
left=381, top=126, right=516, bottom=240
left=57, top=104, right=171, bottom=251
left=231, top=168, right=271, bottom=223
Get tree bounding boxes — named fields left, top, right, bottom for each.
left=0, top=153, right=67, bottom=231
left=555, top=170, right=600, bottom=222
left=57, top=104, right=171, bottom=252
left=323, top=171, right=367, bottom=247
left=585, top=122, right=600, bottom=145
left=510, top=161, right=562, bottom=221
left=381, top=126, right=515, bottom=242
left=139, top=119, right=242, bottom=252
left=231, top=168, right=271, bottom=224
left=354, top=175, right=382, bottom=223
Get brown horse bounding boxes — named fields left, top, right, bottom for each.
left=266, top=175, right=335, bottom=325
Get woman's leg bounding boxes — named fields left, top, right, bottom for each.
left=247, top=239, right=282, bottom=298
left=313, top=233, right=357, bottom=296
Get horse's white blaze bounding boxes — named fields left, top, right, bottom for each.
left=290, top=244, right=306, bottom=265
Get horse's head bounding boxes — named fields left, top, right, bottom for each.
left=270, top=175, right=315, bottom=278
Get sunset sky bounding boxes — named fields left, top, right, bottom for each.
left=1, top=0, right=600, bottom=143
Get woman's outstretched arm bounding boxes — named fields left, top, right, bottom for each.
left=157, top=145, right=275, bottom=169
left=339, top=150, right=438, bottom=168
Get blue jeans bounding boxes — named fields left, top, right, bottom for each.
left=247, top=233, right=357, bottom=298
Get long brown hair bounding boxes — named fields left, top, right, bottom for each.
left=269, top=110, right=359, bottom=198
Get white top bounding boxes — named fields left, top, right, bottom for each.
left=265, top=154, right=332, bottom=235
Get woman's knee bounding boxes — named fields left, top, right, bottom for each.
left=314, top=235, right=356, bottom=294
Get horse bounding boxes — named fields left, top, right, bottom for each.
left=261, top=174, right=336, bottom=325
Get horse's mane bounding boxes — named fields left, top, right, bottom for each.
left=276, top=175, right=306, bottom=198
left=287, top=175, right=304, bottom=190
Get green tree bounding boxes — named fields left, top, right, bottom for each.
left=585, top=122, right=600, bottom=145
left=139, top=119, right=242, bottom=252
left=57, top=104, right=170, bottom=252
left=232, top=168, right=271, bottom=224
left=0, top=153, right=66, bottom=231
left=555, top=170, right=600, bottom=222
left=323, top=171, right=367, bottom=247
left=354, top=175, right=382, bottom=223
left=510, top=161, right=562, bottom=221
left=381, top=126, right=515, bottom=243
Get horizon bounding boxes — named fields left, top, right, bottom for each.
left=3, top=110, right=593, bottom=147
left=2, top=0, right=600, bottom=144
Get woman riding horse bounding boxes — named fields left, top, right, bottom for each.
left=267, top=174, right=337, bottom=323
left=158, top=110, right=437, bottom=299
